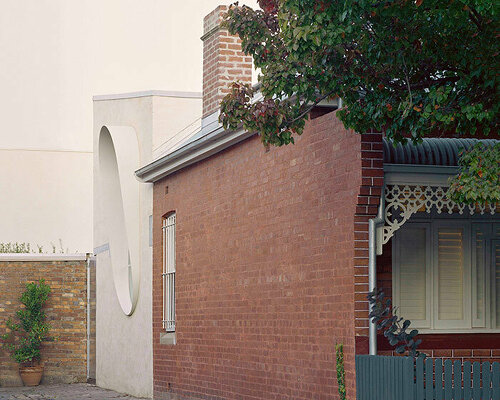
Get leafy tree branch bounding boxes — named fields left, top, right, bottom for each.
left=220, top=0, right=499, bottom=204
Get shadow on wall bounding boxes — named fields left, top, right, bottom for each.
left=98, top=126, right=140, bottom=315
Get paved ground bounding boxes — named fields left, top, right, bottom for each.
left=0, top=384, right=147, bottom=400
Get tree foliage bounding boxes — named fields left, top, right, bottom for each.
left=448, top=142, right=500, bottom=204
left=220, top=0, right=499, bottom=202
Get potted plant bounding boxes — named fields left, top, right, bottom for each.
left=1, top=279, right=51, bottom=386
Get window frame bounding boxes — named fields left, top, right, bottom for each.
left=392, top=219, right=500, bottom=333
left=162, top=212, right=176, bottom=332
left=491, top=238, right=500, bottom=329
left=472, top=223, right=489, bottom=328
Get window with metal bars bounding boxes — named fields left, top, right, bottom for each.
left=162, top=213, right=176, bottom=332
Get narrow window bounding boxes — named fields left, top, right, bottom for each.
left=162, top=213, right=176, bottom=331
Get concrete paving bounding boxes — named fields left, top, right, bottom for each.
left=0, top=384, right=147, bottom=400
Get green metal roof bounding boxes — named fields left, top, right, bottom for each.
left=383, top=137, right=499, bottom=166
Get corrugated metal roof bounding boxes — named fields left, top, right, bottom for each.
left=383, top=137, right=499, bottom=166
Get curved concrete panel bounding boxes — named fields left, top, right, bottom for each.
left=98, top=126, right=140, bottom=315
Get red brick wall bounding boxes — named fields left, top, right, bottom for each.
left=0, top=258, right=88, bottom=386
left=153, top=111, right=361, bottom=400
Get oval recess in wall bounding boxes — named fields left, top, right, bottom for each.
left=98, top=126, right=140, bottom=315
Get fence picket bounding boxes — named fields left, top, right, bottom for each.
left=454, top=360, right=462, bottom=400
left=436, top=359, right=444, bottom=400
left=472, top=362, right=480, bottom=400
left=492, top=363, right=500, bottom=400
left=365, top=355, right=370, bottom=400
left=405, top=357, right=415, bottom=400
left=463, top=361, right=471, bottom=400
left=425, top=357, right=434, bottom=400
left=355, top=353, right=361, bottom=399
left=384, top=356, right=389, bottom=400
left=445, top=360, right=452, bottom=400
left=483, top=362, right=491, bottom=400
left=366, top=357, right=375, bottom=399
left=398, top=357, right=402, bottom=400
left=393, top=356, right=398, bottom=400
left=417, top=357, right=424, bottom=400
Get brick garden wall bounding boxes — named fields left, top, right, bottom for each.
left=0, top=257, right=88, bottom=386
left=153, top=111, right=362, bottom=400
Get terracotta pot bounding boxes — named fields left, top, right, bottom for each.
left=19, top=364, right=44, bottom=386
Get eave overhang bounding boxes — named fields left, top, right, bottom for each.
left=135, top=125, right=253, bottom=183
left=383, top=164, right=459, bottom=186
left=135, top=97, right=340, bottom=183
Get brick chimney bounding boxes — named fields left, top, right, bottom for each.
left=201, top=5, right=252, bottom=119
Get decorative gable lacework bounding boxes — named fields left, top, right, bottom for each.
left=382, top=185, right=498, bottom=244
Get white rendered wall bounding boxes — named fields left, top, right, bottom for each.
left=0, top=0, right=257, bottom=253
left=93, top=94, right=201, bottom=398
left=0, top=150, right=92, bottom=253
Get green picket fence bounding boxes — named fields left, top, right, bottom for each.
left=356, top=355, right=500, bottom=400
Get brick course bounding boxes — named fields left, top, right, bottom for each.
left=378, top=348, right=500, bottom=364
left=0, top=259, right=88, bottom=386
left=153, top=111, right=360, bottom=400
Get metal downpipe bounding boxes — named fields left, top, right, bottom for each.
left=368, top=195, right=384, bottom=355
left=86, top=253, right=91, bottom=380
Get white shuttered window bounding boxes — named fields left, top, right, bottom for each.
left=162, top=213, right=176, bottom=332
left=393, top=225, right=430, bottom=327
left=394, top=220, right=500, bottom=332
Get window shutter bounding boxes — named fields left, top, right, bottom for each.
left=472, top=227, right=486, bottom=327
left=434, top=226, right=469, bottom=328
left=395, top=225, right=429, bottom=327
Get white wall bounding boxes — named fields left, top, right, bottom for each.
left=93, top=94, right=201, bottom=398
left=94, top=96, right=154, bottom=398
left=0, top=0, right=257, bottom=253
left=0, top=150, right=92, bottom=253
